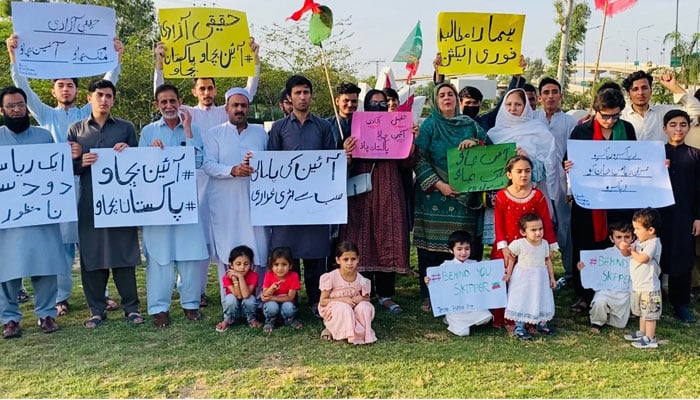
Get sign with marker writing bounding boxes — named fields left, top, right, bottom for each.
left=567, top=140, right=674, bottom=209
left=580, top=248, right=632, bottom=292
left=249, top=150, right=347, bottom=226
left=350, top=112, right=414, bottom=159
left=0, top=143, right=77, bottom=229
left=447, top=143, right=516, bottom=193
left=426, top=259, right=507, bottom=317
left=437, top=12, right=525, bottom=75
left=159, top=8, right=255, bottom=78
left=90, top=147, right=198, bottom=228
left=11, top=2, right=117, bottom=79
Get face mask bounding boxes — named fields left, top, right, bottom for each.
left=3, top=114, right=31, bottom=133
left=462, top=105, right=480, bottom=118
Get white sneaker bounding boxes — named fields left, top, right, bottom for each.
left=624, top=330, right=644, bottom=341
left=631, top=336, right=658, bottom=349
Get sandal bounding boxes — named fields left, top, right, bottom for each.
left=56, top=300, right=69, bottom=317
left=320, top=328, right=332, bottom=341
left=126, top=312, right=145, bottom=325
left=105, top=298, right=119, bottom=312
left=83, top=315, right=105, bottom=329
left=570, top=299, right=589, bottom=313
left=248, top=318, right=262, bottom=328
left=514, top=330, right=533, bottom=340
left=286, top=318, right=303, bottom=330
left=263, top=322, right=275, bottom=333
left=420, top=298, right=432, bottom=313
left=200, top=293, right=209, bottom=307
left=379, top=297, right=403, bottom=315
left=536, top=324, right=558, bottom=336
left=17, top=288, right=30, bottom=304
left=216, top=319, right=232, bottom=333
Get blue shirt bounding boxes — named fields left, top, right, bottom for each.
left=139, top=117, right=204, bottom=168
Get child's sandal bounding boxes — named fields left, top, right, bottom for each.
left=320, top=328, right=332, bottom=341
left=216, top=320, right=232, bottom=333
left=263, top=322, right=275, bottom=333
left=248, top=319, right=262, bottom=328
left=287, top=319, right=303, bottom=330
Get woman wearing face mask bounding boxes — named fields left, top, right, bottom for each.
left=340, top=89, right=416, bottom=314
left=412, top=82, right=489, bottom=313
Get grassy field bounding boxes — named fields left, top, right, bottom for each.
left=2, top=252, right=699, bottom=398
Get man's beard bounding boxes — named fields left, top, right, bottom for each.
left=3, top=114, right=31, bottom=133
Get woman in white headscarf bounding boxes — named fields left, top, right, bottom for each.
left=487, top=88, right=557, bottom=201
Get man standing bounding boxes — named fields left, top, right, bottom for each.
left=268, top=75, right=335, bottom=316
left=532, top=77, right=576, bottom=285
left=621, top=71, right=700, bottom=142
left=68, top=80, right=143, bottom=328
left=203, top=87, right=270, bottom=305
left=140, top=84, right=209, bottom=327
left=0, top=86, right=77, bottom=338
left=328, top=82, right=361, bottom=146
left=6, top=34, right=124, bottom=315
left=278, top=89, right=294, bottom=117
left=153, top=39, right=260, bottom=307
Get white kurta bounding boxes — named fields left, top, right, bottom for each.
left=620, top=92, right=700, bottom=142
left=0, top=126, right=64, bottom=282
left=203, top=122, right=270, bottom=267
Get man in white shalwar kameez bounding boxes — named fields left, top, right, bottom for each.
left=203, top=88, right=270, bottom=306
left=139, top=84, right=209, bottom=327
left=0, top=87, right=78, bottom=338
left=153, top=39, right=261, bottom=307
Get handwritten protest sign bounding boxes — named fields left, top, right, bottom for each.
left=159, top=8, right=255, bottom=78
left=580, top=248, right=632, bottom=292
left=11, top=2, right=117, bottom=79
left=437, top=12, right=525, bottom=75
left=249, top=150, right=347, bottom=226
left=426, top=259, right=507, bottom=317
left=447, top=143, right=516, bottom=193
left=350, top=111, right=414, bottom=159
left=90, top=147, right=198, bottom=228
left=567, top=140, right=674, bottom=209
left=0, top=143, right=77, bottom=229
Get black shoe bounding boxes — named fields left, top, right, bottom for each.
left=17, top=289, right=30, bottom=304
left=675, top=306, right=697, bottom=323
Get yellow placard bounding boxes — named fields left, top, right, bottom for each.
left=437, top=12, right=525, bottom=75
left=159, top=8, right=255, bottom=78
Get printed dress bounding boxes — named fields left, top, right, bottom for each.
left=504, top=238, right=555, bottom=324
left=318, top=269, right=377, bottom=344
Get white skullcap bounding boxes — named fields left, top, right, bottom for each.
left=225, top=87, right=250, bottom=102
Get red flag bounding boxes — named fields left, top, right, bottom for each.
left=594, top=0, right=637, bottom=16
left=287, top=0, right=321, bottom=21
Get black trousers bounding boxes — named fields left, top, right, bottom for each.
left=668, top=270, right=692, bottom=309
left=81, top=262, right=139, bottom=317
left=292, top=258, right=326, bottom=306
left=364, top=271, right=396, bottom=299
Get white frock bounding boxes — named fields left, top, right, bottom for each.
left=504, top=238, right=555, bottom=324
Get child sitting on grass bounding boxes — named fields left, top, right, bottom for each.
left=318, top=241, right=376, bottom=345
left=619, top=208, right=663, bottom=349
left=261, top=247, right=302, bottom=333
left=216, top=245, right=261, bottom=332
left=424, top=230, right=492, bottom=336
left=577, top=221, right=634, bottom=334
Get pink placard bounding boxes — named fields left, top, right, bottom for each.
left=350, top=111, right=413, bottom=159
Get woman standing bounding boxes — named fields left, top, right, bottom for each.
left=567, top=88, right=636, bottom=312
left=413, top=83, right=488, bottom=312
left=340, top=90, right=415, bottom=314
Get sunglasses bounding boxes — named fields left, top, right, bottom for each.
left=598, top=112, right=621, bottom=121
left=369, top=101, right=387, bottom=108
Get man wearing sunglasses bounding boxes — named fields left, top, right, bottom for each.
left=621, top=71, right=700, bottom=142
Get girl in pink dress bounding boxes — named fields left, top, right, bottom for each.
left=318, top=241, right=377, bottom=344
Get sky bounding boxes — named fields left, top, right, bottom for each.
left=152, top=0, right=700, bottom=80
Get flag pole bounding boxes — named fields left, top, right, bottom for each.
left=319, top=43, right=345, bottom=140
left=589, top=0, right=609, bottom=110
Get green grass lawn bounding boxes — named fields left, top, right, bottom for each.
left=2, top=251, right=699, bottom=398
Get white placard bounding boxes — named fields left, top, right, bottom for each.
left=426, top=259, right=507, bottom=317
left=0, top=143, right=77, bottom=229
left=11, top=2, right=117, bottom=78
left=567, top=140, right=674, bottom=209
left=249, top=150, right=347, bottom=226
left=580, top=248, right=632, bottom=292
left=90, top=147, right=198, bottom=228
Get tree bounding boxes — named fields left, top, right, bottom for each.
left=258, top=16, right=362, bottom=117
left=545, top=0, right=591, bottom=90
left=523, top=57, right=546, bottom=84
left=663, top=31, right=700, bottom=86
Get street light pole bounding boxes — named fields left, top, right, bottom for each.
left=635, top=25, right=653, bottom=63
left=583, top=25, right=601, bottom=83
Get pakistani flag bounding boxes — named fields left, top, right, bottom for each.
left=393, top=21, right=422, bottom=83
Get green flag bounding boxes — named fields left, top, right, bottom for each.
left=393, top=21, right=422, bottom=81
left=309, top=5, right=333, bottom=46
